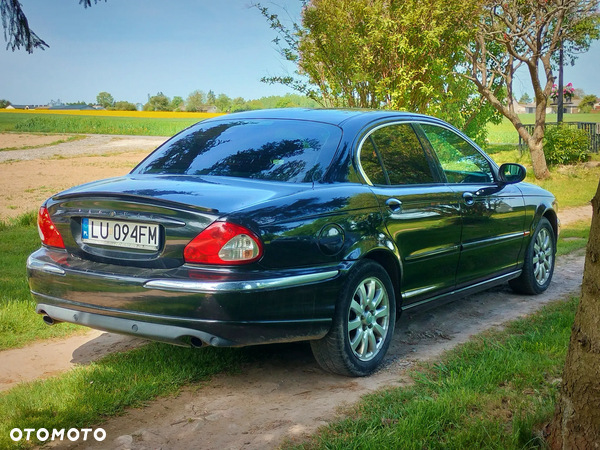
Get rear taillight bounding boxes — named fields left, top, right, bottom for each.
left=184, top=222, right=263, bottom=265
left=37, top=206, right=65, bottom=249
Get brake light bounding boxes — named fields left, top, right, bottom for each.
left=184, top=222, right=263, bottom=265
left=37, top=206, right=65, bottom=249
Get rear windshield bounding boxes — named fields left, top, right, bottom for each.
left=133, top=119, right=342, bottom=183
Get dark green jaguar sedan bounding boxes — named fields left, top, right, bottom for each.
left=27, top=108, right=558, bottom=376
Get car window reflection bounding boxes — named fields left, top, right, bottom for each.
left=135, top=120, right=341, bottom=183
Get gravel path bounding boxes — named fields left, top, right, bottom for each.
left=0, top=134, right=169, bottom=162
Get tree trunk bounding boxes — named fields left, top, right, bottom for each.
left=548, top=180, right=600, bottom=449
left=528, top=136, right=550, bottom=180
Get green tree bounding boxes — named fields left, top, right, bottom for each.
left=112, top=100, right=137, bottom=111
left=463, top=0, right=600, bottom=179
left=206, top=90, right=216, bottom=106
left=96, top=91, right=114, bottom=109
left=1, top=0, right=104, bottom=53
left=229, top=97, right=248, bottom=112
left=256, top=0, right=501, bottom=146
left=170, top=96, right=184, bottom=111
left=185, top=90, right=206, bottom=112
left=214, top=93, right=232, bottom=112
left=518, top=93, right=533, bottom=104
left=579, top=94, right=598, bottom=113
left=144, top=92, right=170, bottom=111
left=0, top=99, right=11, bottom=108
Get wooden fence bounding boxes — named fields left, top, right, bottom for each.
left=518, top=122, right=599, bottom=154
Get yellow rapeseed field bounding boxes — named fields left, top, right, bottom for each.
left=2, top=109, right=224, bottom=119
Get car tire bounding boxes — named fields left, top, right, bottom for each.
left=310, top=259, right=396, bottom=377
left=509, top=217, right=556, bottom=295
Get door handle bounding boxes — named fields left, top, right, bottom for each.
left=463, top=192, right=475, bottom=206
left=385, top=198, right=403, bottom=212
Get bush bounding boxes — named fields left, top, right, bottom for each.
left=543, top=125, right=589, bottom=165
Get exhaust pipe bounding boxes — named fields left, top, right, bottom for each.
left=42, top=315, right=56, bottom=326
left=190, top=337, right=206, bottom=348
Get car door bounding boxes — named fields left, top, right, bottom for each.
left=416, top=123, right=526, bottom=287
left=357, top=121, right=463, bottom=305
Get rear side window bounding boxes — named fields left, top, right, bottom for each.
left=359, top=123, right=435, bottom=185
left=134, top=119, right=342, bottom=183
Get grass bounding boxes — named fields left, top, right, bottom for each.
left=486, top=113, right=600, bottom=145
left=556, top=220, right=591, bottom=256
left=0, top=343, right=246, bottom=449
left=6, top=114, right=201, bottom=136
left=0, top=214, right=83, bottom=349
left=0, top=134, right=86, bottom=151
left=286, top=297, right=578, bottom=450
left=490, top=149, right=600, bottom=208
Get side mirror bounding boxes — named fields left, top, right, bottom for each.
left=498, top=163, right=526, bottom=184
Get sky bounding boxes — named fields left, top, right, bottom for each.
left=1, top=0, right=599, bottom=106
left=1, top=0, right=303, bottom=105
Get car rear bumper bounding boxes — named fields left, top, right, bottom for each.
left=27, top=247, right=349, bottom=347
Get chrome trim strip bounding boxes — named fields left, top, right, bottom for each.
left=26, top=255, right=66, bottom=276
left=402, top=284, right=440, bottom=299
left=402, top=270, right=521, bottom=311
left=461, top=231, right=525, bottom=250
left=144, top=270, right=340, bottom=293
left=405, top=244, right=461, bottom=261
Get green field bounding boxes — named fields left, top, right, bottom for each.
left=0, top=113, right=200, bottom=136
left=2, top=111, right=599, bottom=142
left=487, top=113, right=600, bottom=144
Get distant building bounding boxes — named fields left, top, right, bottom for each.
left=6, top=104, right=41, bottom=110
left=202, top=105, right=218, bottom=113
left=512, top=99, right=526, bottom=114
left=49, top=104, right=96, bottom=111
left=523, top=103, right=553, bottom=114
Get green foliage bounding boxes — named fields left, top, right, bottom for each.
left=543, top=124, right=590, bottom=165
left=257, top=0, right=502, bottom=145
left=95, top=91, right=114, bottom=108
left=214, top=93, right=232, bottom=112
left=0, top=99, right=10, bottom=108
left=206, top=90, right=216, bottom=106
left=185, top=90, right=206, bottom=112
left=144, top=92, right=170, bottom=111
left=170, top=95, right=184, bottom=111
left=110, top=100, right=137, bottom=111
left=519, top=93, right=532, bottom=104
left=580, top=94, right=598, bottom=114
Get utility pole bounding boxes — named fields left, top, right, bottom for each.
left=557, top=39, right=564, bottom=123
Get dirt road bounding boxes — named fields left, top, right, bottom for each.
left=0, top=134, right=168, bottom=220
left=34, top=252, right=583, bottom=450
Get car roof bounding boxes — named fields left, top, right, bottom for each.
left=203, top=108, right=428, bottom=127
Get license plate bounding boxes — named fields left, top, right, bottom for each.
left=81, top=218, right=159, bottom=250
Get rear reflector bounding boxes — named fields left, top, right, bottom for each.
left=37, top=206, right=65, bottom=249
left=184, top=222, right=263, bottom=265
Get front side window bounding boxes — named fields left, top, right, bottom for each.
left=359, top=123, right=435, bottom=185
left=134, top=119, right=342, bottom=183
left=420, top=124, right=493, bottom=183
